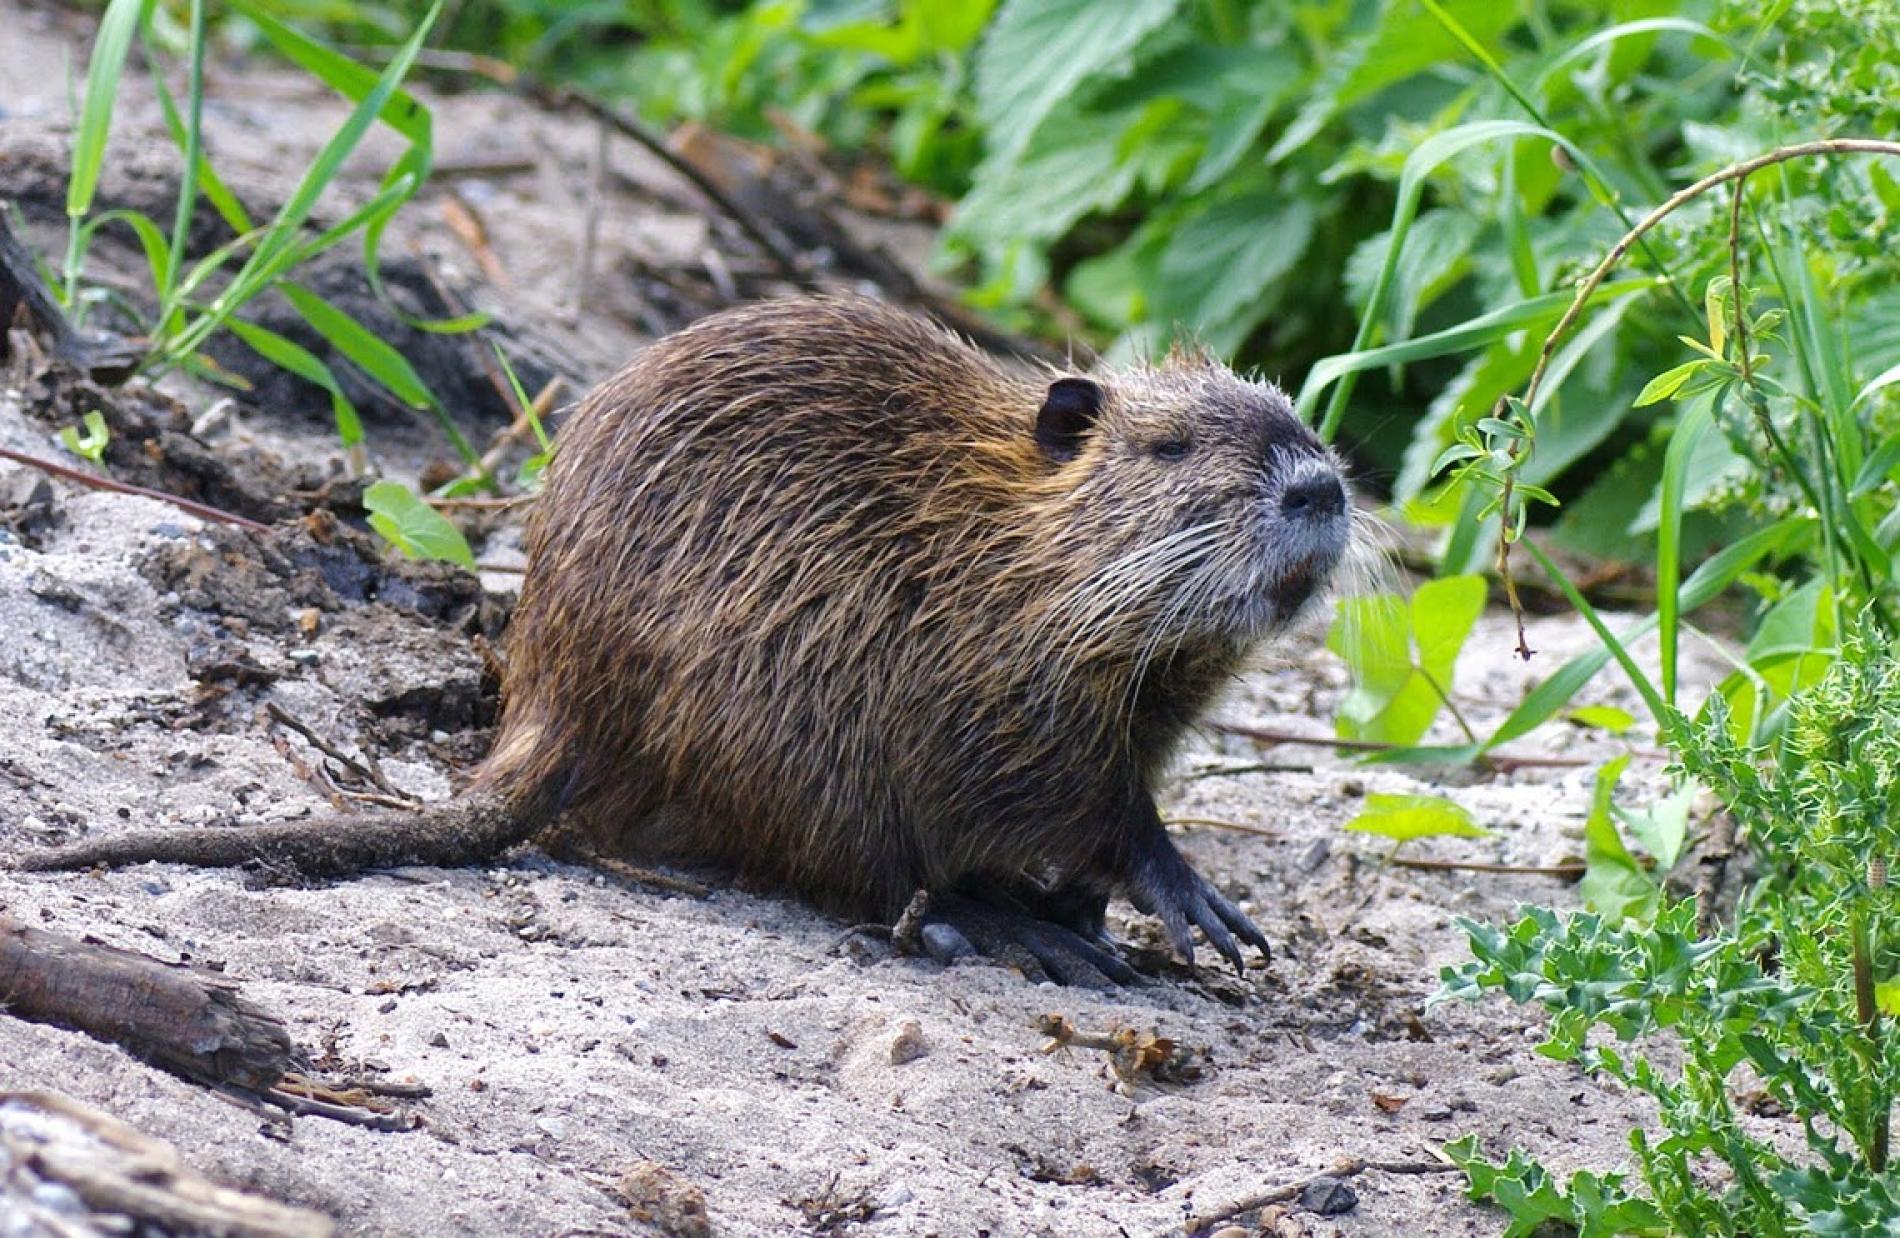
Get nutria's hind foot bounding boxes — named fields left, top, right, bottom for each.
left=917, top=892, right=1139, bottom=988
left=1123, top=824, right=1272, bottom=977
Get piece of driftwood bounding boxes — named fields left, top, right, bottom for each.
left=0, top=1089, right=335, bottom=1237
left=0, top=915, right=295, bottom=1089
left=0, top=211, right=141, bottom=381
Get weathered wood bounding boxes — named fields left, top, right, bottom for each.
left=0, top=916, right=295, bottom=1089
left=1, top=1090, right=334, bottom=1238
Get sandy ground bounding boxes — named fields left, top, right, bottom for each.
left=0, top=6, right=1733, bottom=1235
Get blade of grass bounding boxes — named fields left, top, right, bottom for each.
left=146, top=45, right=254, bottom=238
left=1523, top=540, right=1668, bottom=727
left=1298, top=277, right=1656, bottom=421
left=162, top=1, right=443, bottom=366
left=162, top=0, right=206, bottom=309
left=279, top=281, right=482, bottom=469
left=1657, top=388, right=1717, bottom=705
left=64, top=0, right=148, bottom=307
left=1316, top=118, right=1580, bottom=441
left=224, top=316, right=365, bottom=453
left=1418, top=0, right=1698, bottom=326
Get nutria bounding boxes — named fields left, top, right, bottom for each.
left=16, top=295, right=1352, bottom=985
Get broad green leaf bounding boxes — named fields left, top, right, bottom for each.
left=1567, top=705, right=1636, bottom=734
left=1328, top=576, right=1483, bottom=746
left=1413, top=574, right=1486, bottom=687
left=1617, top=782, right=1694, bottom=871
left=1337, top=0, right=1519, bottom=106
left=973, top=0, right=1179, bottom=166
left=1152, top=193, right=1315, bottom=355
left=1577, top=755, right=1658, bottom=924
left=1345, top=793, right=1490, bottom=842
left=363, top=480, right=474, bottom=568
left=949, top=107, right=1144, bottom=251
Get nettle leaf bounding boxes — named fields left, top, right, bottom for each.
left=1577, top=755, right=1660, bottom=924
left=1567, top=704, right=1636, bottom=734
left=1328, top=575, right=1485, bottom=745
left=1344, top=792, right=1490, bottom=842
left=947, top=105, right=1145, bottom=254
left=974, top=0, right=1180, bottom=166
left=363, top=480, right=475, bottom=569
left=1343, top=208, right=1480, bottom=344
left=1151, top=190, right=1315, bottom=355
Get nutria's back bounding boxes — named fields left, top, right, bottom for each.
left=482, top=295, right=1351, bottom=926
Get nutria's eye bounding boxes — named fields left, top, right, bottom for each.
left=1151, top=438, right=1192, bottom=461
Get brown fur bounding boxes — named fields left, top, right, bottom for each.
left=19, top=296, right=1347, bottom=940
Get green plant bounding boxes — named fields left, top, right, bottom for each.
left=363, top=479, right=475, bottom=568
left=63, top=0, right=486, bottom=475
left=1438, top=626, right=1899, bottom=1233
left=56, top=411, right=112, bottom=466
left=1327, top=573, right=1485, bottom=746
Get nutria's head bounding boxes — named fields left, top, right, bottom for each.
left=1027, top=350, right=1351, bottom=662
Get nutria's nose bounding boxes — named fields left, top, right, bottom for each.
left=1281, top=471, right=1346, bottom=520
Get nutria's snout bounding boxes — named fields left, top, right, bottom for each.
left=1255, top=451, right=1352, bottom=624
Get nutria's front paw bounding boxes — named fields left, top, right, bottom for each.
left=1123, top=834, right=1270, bottom=975
left=913, top=893, right=1138, bottom=988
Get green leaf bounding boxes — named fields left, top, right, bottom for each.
left=949, top=107, right=1145, bottom=252
left=58, top=410, right=111, bottom=466
left=1152, top=192, right=1315, bottom=355
left=1617, top=782, right=1694, bottom=872
left=68, top=0, right=148, bottom=219
left=279, top=282, right=434, bottom=409
left=1345, top=793, right=1490, bottom=843
left=1578, top=755, right=1659, bottom=924
left=1567, top=705, right=1636, bottom=734
left=225, top=317, right=364, bottom=449
left=1633, top=359, right=1707, bottom=407
left=974, top=0, right=1179, bottom=166
left=1327, top=576, right=1483, bottom=746
left=1298, top=278, right=1658, bottom=426
left=363, top=480, right=474, bottom=568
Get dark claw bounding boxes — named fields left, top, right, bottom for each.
left=1124, top=830, right=1269, bottom=975
left=914, top=893, right=1138, bottom=988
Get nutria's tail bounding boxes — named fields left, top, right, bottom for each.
left=10, top=786, right=558, bottom=878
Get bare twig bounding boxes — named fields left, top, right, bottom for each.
left=1187, top=1154, right=1462, bottom=1233
left=1390, top=856, right=1586, bottom=878
left=265, top=703, right=416, bottom=805
left=0, top=444, right=272, bottom=532
left=1211, top=720, right=1667, bottom=771
left=1165, top=816, right=1279, bottom=839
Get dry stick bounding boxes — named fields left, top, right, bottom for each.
left=1492, top=138, right=1900, bottom=657
left=1187, top=1156, right=1463, bottom=1233
left=1391, top=855, right=1585, bottom=878
left=0, top=444, right=272, bottom=533
left=568, top=117, right=611, bottom=323
left=1211, top=720, right=1661, bottom=771
left=265, top=703, right=415, bottom=805
left=406, top=50, right=808, bottom=284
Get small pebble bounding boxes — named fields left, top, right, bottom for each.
left=889, top=1019, right=928, bottom=1065
left=1299, top=1176, right=1358, bottom=1215
left=536, top=1116, right=568, bottom=1140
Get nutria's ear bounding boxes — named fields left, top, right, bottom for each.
left=1036, top=378, right=1102, bottom=461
